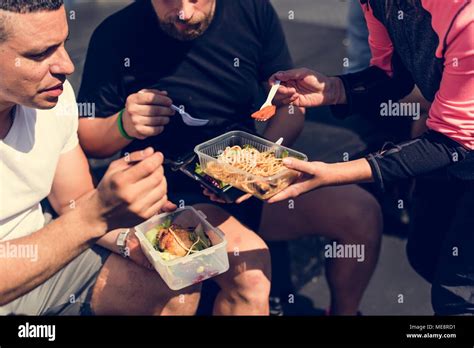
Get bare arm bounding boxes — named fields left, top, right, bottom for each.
left=0, top=199, right=106, bottom=305
left=48, top=144, right=174, bottom=266
left=78, top=90, right=175, bottom=159
left=268, top=158, right=373, bottom=203
left=78, top=112, right=131, bottom=159
left=48, top=145, right=135, bottom=254
left=1, top=146, right=107, bottom=304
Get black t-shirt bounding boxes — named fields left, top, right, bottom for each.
left=78, top=0, right=293, bottom=163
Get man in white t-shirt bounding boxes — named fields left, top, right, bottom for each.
left=0, top=1, right=271, bottom=315
left=0, top=0, right=199, bottom=315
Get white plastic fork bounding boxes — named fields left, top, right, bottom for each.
left=253, top=80, right=281, bottom=122
left=261, top=80, right=281, bottom=110
left=269, top=137, right=284, bottom=152
left=171, top=104, right=209, bottom=127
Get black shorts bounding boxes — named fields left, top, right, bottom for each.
left=407, top=171, right=474, bottom=315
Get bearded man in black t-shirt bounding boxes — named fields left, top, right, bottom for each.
left=78, top=0, right=382, bottom=316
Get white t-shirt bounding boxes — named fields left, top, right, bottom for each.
left=0, top=80, right=79, bottom=241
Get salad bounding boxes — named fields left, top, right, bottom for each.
left=145, top=218, right=213, bottom=261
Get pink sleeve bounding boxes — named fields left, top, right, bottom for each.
left=361, top=2, right=394, bottom=77
left=423, top=0, right=474, bottom=149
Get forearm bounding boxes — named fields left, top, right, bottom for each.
left=78, top=113, right=132, bottom=158
left=365, top=131, right=468, bottom=191
left=263, top=105, right=305, bottom=147
left=0, top=204, right=107, bottom=305
left=321, top=158, right=374, bottom=187
left=59, top=190, right=123, bottom=255
left=95, top=228, right=125, bottom=254
left=331, top=60, right=415, bottom=119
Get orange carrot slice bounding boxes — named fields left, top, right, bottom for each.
left=251, top=105, right=277, bottom=120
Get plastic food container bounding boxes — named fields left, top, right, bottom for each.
left=134, top=207, right=229, bottom=290
left=194, top=131, right=308, bottom=200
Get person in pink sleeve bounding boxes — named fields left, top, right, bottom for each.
left=269, top=0, right=474, bottom=315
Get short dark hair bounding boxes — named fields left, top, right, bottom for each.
left=0, top=0, right=64, bottom=43
left=0, top=0, right=63, bottom=13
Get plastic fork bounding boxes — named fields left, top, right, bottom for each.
left=252, top=80, right=281, bottom=122
left=268, top=137, right=284, bottom=153
left=171, top=104, right=209, bottom=127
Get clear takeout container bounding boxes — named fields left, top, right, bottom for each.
left=194, top=131, right=308, bottom=200
left=134, top=207, right=229, bottom=290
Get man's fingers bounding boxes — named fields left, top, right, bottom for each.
left=109, top=147, right=154, bottom=171
left=136, top=90, right=173, bottom=106
left=130, top=164, right=164, bottom=193
left=130, top=179, right=167, bottom=214
left=133, top=115, right=171, bottom=126
left=282, top=158, right=315, bottom=175
left=139, top=89, right=168, bottom=95
left=132, top=105, right=175, bottom=117
left=142, top=194, right=170, bottom=219
left=161, top=200, right=177, bottom=213
left=121, top=152, right=164, bottom=184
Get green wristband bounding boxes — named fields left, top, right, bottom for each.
left=117, top=109, right=135, bottom=140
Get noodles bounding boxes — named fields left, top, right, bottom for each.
left=204, top=145, right=298, bottom=199
left=218, top=145, right=286, bottom=176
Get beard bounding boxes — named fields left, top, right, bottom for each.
left=159, top=10, right=214, bottom=41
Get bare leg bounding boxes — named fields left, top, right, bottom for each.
left=193, top=204, right=271, bottom=315
left=259, top=185, right=382, bottom=315
left=91, top=254, right=201, bottom=315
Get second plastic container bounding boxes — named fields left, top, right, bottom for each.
left=194, top=131, right=308, bottom=200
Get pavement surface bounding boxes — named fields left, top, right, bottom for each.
left=64, top=0, right=432, bottom=315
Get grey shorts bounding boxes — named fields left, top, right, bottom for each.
left=0, top=245, right=110, bottom=316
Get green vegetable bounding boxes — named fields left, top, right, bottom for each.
left=159, top=218, right=172, bottom=229
left=145, top=228, right=158, bottom=245
left=195, top=163, right=230, bottom=189
left=195, top=163, right=204, bottom=175
left=281, top=150, right=289, bottom=158
left=193, top=224, right=212, bottom=250
left=145, top=218, right=172, bottom=249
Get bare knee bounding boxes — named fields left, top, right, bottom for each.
left=92, top=255, right=202, bottom=315
left=160, top=284, right=202, bottom=315
left=193, top=204, right=271, bottom=313
left=340, top=189, right=383, bottom=247
left=227, top=269, right=271, bottom=312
